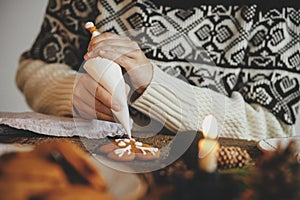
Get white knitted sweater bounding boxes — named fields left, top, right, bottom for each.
left=16, top=0, right=299, bottom=141
left=16, top=58, right=294, bottom=140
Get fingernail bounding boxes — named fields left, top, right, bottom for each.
left=99, top=50, right=106, bottom=55
left=112, top=104, right=120, bottom=111
left=87, top=51, right=93, bottom=57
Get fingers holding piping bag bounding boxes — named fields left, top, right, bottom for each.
left=84, top=25, right=153, bottom=95
left=73, top=74, right=116, bottom=122
left=87, top=32, right=131, bottom=53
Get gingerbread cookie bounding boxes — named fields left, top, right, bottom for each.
left=0, top=142, right=113, bottom=200
left=0, top=151, right=69, bottom=189
left=99, top=138, right=160, bottom=161
left=34, top=141, right=107, bottom=191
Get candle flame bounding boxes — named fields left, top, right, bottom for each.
left=202, top=115, right=218, bottom=139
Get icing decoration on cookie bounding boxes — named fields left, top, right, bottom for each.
left=114, top=145, right=132, bottom=157
left=99, top=139, right=160, bottom=161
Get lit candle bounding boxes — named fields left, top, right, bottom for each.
left=198, top=115, right=220, bottom=173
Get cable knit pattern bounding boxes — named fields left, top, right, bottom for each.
left=16, top=59, right=77, bottom=116
left=131, top=66, right=294, bottom=140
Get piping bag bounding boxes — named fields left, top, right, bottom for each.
left=84, top=22, right=132, bottom=138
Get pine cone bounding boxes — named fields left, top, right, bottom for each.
left=217, top=146, right=252, bottom=169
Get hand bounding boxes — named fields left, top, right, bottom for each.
left=73, top=73, right=118, bottom=122
left=84, top=32, right=153, bottom=94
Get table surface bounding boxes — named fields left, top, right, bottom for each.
left=0, top=124, right=261, bottom=199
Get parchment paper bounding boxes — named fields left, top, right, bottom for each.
left=0, top=112, right=125, bottom=138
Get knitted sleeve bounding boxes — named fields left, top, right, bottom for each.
left=129, top=4, right=300, bottom=140
left=16, top=59, right=77, bottom=116
left=17, top=0, right=99, bottom=115
left=131, top=66, right=295, bottom=141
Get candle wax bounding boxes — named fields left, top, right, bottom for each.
left=198, top=139, right=220, bottom=173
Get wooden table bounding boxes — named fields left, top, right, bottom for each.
left=0, top=124, right=261, bottom=199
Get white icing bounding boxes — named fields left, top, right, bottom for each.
left=135, top=142, right=143, bottom=146
left=118, top=141, right=126, bottom=147
left=111, top=138, right=159, bottom=158
left=83, top=54, right=132, bottom=138
left=136, top=146, right=159, bottom=156
left=124, top=139, right=131, bottom=143
left=114, top=145, right=132, bottom=157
